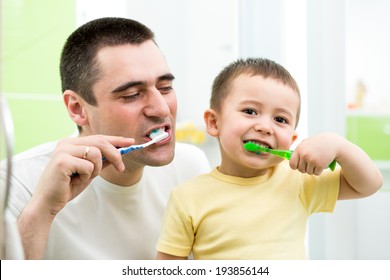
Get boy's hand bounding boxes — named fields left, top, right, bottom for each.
left=289, top=132, right=382, bottom=200
left=289, top=133, right=342, bottom=175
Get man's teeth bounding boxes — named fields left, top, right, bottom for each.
left=149, top=128, right=166, bottom=139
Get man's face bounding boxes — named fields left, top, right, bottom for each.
left=83, top=40, right=177, bottom=167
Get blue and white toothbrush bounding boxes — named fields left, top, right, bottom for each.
left=102, top=128, right=168, bottom=161
left=72, top=129, right=168, bottom=177
left=117, top=128, right=168, bottom=156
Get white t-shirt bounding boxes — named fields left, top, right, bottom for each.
left=3, top=141, right=210, bottom=259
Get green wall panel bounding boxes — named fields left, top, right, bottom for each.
left=346, top=114, right=390, bottom=160
left=1, top=0, right=76, bottom=153
left=8, top=97, right=76, bottom=152
left=2, top=0, right=76, bottom=94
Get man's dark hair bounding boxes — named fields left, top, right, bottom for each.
left=60, top=17, right=155, bottom=105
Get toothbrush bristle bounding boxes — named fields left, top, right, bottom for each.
left=244, top=142, right=260, bottom=152
left=153, top=131, right=169, bottom=142
left=243, top=142, right=269, bottom=154
left=149, top=128, right=165, bottom=139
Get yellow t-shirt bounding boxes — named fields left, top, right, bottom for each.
left=157, top=161, right=340, bottom=259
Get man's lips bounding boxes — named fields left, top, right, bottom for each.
left=145, top=126, right=172, bottom=145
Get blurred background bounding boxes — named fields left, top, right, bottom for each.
left=1, top=0, right=389, bottom=259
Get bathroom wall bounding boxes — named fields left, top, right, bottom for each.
left=1, top=0, right=76, bottom=153
left=306, top=0, right=390, bottom=260
left=345, top=0, right=390, bottom=111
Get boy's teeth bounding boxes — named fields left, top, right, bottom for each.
left=245, top=140, right=269, bottom=148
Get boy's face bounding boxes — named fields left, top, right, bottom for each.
left=205, top=74, right=299, bottom=177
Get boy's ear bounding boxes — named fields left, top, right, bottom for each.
left=203, top=108, right=219, bottom=137
left=291, top=132, right=298, bottom=144
left=63, top=90, right=89, bottom=127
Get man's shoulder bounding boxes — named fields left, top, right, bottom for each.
left=12, top=141, right=57, bottom=161
left=144, top=142, right=210, bottom=183
left=174, top=142, right=205, bottom=155
left=173, top=142, right=210, bottom=166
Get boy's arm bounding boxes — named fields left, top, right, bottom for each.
left=335, top=139, right=383, bottom=199
left=290, top=133, right=383, bottom=199
left=156, top=251, right=187, bottom=260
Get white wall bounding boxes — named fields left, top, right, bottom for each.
left=306, top=0, right=390, bottom=260
left=346, top=0, right=390, bottom=111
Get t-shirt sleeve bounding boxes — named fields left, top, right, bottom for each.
left=299, top=167, right=340, bottom=214
left=156, top=191, right=194, bottom=257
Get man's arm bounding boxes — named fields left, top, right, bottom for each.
left=17, top=135, right=133, bottom=259
left=18, top=199, right=55, bottom=259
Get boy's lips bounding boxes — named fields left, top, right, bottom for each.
left=243, top=139, right=273, bottom=149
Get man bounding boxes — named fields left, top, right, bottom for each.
left=2, top=17, right=210, bottom=259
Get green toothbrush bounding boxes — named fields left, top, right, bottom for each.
left=243, top=142, right=337, bottom=171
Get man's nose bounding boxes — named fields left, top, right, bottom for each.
left=144, top=89, right=171, bottom=118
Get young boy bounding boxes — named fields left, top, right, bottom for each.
left=156, top=58, right=383, bottom=260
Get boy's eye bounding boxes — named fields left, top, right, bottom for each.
left=243, top=108, right=257, bottom=115
left=275, top=116, right=288, bottom=124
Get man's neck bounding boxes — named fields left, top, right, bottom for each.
left=100, top=164, right=144, bottom=186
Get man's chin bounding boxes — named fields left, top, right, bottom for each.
left=147, top=154, right=175, bottom=167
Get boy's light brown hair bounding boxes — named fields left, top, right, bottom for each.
left=210, top=58, right=301, bottom=127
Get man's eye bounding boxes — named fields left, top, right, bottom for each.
left=243, top=108, right=257, bottom=115
left=159, top=86, right=173, bottom=94
left=122, top=93, right=140, bottom=100
left=275, top=116, right=288, bottom=124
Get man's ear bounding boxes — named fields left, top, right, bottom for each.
left=63, top=90, right=89, bottom=126
left=203, top=108, right=219, bottom=137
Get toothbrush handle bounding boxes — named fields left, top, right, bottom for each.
left=102, top=145, right=143, bottom=161
left=119, top=145, right=143, bottom=155
left=328, top=159, right=337, bottom=171
left=270, top=149, right=337, bottom=171
left=268, top=149, right=293, bottom=160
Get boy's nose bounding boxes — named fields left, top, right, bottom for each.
left=254, top=118, right=272, bottom=135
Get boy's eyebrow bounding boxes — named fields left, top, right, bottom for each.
left=275, top=108, right=294, bottom=118
left=240, top=99, right=295, bottom=117
left=111, top=73, right=175, bottom=93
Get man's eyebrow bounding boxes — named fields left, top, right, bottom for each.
left=111, top=73, right=175, bottom=93
left=158, top=73, right=175, bottom=82
left=112, top=81, right=144, bottom=93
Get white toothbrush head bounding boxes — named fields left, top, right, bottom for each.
left=148, top=129, right=169, bottom=144
left=149, top=128, right=168, bottom=140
